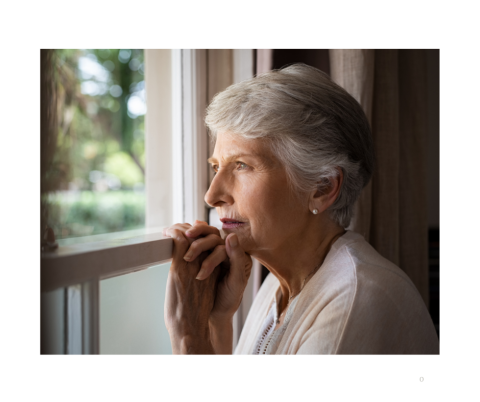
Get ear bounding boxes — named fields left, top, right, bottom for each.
left=310, top=169, right=344, bottom=214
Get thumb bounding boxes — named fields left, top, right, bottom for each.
left=225, top=233, right=252, bottom=283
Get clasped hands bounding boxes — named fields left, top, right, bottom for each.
left=163, top=220, right=252, bottom=354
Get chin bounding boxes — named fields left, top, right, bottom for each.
left=237, top=234, right=256, bottom=255
left=224, top=228, right=252, bottom=252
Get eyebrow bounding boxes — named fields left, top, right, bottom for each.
left=207, top=153, right=262, bottom=164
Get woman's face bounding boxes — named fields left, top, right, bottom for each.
left=205, top=132, right=311, bottom=255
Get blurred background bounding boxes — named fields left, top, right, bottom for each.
left=42, top=49, right=146, bottom=241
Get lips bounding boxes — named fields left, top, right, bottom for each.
left=220, top=218, right=246, bottom=230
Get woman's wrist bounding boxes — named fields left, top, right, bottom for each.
left=171, top=332, right=215, bottom=354
left=169, top=316, right=233, bottom=354
left=209, top=313, right=233, bottom=327
left=209, top=316, right=234, bottom=354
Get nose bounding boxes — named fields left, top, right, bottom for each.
left=204, top=171, right=233, bottom=208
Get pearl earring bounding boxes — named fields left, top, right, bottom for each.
left=312, top=209, right=318, bottom=215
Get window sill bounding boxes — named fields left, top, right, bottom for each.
left=41, top=227, right=172, bottom=292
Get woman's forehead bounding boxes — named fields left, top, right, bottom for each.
left=210, top=132, right=273, bottom=162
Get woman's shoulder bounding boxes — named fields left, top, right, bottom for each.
left=288, top=231, right=438, bottom=354
left=311, top=230, right=428, bottom=320
left=323, top=230, right=419, bottom=295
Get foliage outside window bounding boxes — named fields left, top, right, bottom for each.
left=41, top=49, right=146, bottom=241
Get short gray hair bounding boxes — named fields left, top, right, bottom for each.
left=205, top=63, right=374, bottom=228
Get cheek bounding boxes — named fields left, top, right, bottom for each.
left=237, top=175, right=271, bottom=217
left=237, top=174, right=298, bottom=229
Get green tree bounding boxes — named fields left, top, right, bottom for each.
left=42, top=49, right=147, bottom=240
left=52, top=49, right=145, bottom=190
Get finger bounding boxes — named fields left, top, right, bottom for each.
left=225, top=233, right=252, bottom=284
left=196, top=245, right=227, bottom=280
left=185, top=222, right=220, bottom=238
left=165, top=224, right=194, bottom=241
left=184, top=234, right=224, bottom=262
left=165, top=223, right=192, bottom=233
left=168, top=228, right=191, bottom=260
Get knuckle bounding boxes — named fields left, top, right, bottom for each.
left=177, top=224, right=190, bottom=232
left=176, top=236, right=188, bottom=246
left=205, top=234, right=217, bottom=242
left=208, top=226, right=221, bottom=236
left=189, top=240, right=200, bottom=252
left=211, top=233, right=224, bottom=244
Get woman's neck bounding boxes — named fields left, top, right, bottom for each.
left=253, top=217, right=346, bottom=314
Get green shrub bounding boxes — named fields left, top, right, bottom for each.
left=47, top=191, right=145, bottom=239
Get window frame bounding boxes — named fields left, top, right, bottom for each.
left=41, top=49, right=256, bottom=354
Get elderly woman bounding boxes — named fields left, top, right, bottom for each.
left=163, top=64, right=439, bottom=354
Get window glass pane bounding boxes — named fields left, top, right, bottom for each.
left=41, top=288, right=65, bottom=354
left=100, top=262, right=172, bottom=354
left=43, top=49, right=146, bottom=240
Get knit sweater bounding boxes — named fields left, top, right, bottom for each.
left=234, top=231, right=439, bottom=354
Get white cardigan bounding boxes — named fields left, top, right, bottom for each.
left=235, top=231, right=439, bottom=354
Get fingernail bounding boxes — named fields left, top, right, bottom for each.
left=196, top=270, right=204, bottom=280
left=229, top=234, right=238, bottom=247
left=184, top=252, right=192, bottom=261
left=185, top=230, right=193, bottom=236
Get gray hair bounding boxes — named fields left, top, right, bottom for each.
left=205, top=63, right=374, bottom=228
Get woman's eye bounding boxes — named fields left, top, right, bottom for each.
left=212, top=165, right=219, bottom=173
left=236, top=162, right=248, bottom=171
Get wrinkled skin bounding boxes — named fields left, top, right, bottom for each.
left=163, top=221, right=252, bottom=354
